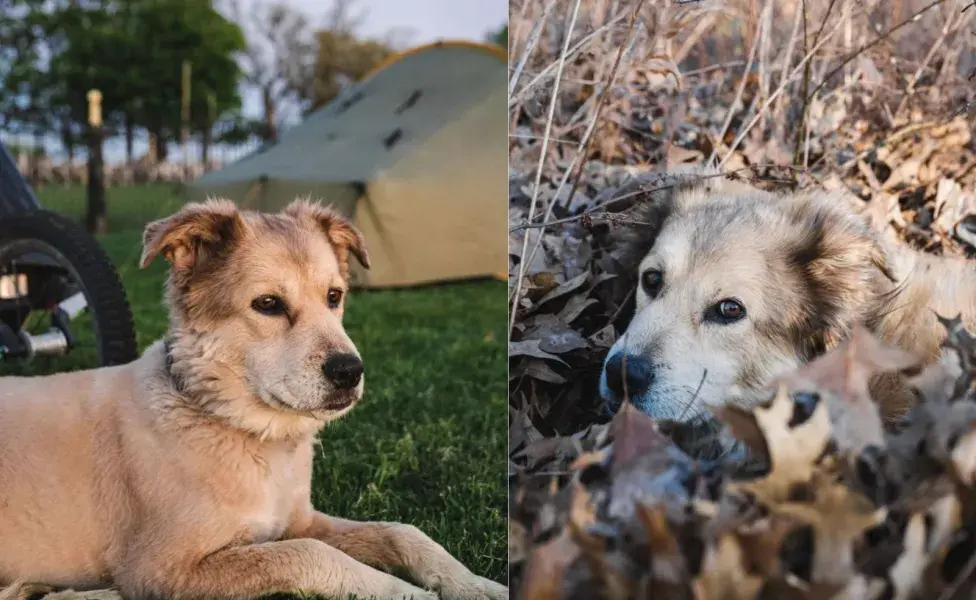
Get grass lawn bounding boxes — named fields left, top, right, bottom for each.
left=15, top=184, right=508, bottom=594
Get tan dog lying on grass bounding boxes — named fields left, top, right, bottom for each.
left=0, top=199, right=507, bottom=600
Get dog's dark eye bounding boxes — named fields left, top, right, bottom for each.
left=327, top=288, right=344, bottom=309
left=641, top=270, right=664, bottom=298
left=252, top=295, right=287, bottom=316
left=710, top=299, right=746, bottom=324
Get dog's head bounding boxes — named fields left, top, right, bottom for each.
left=601, top=167, right=894, bottom=424
left=140, top=197, right=371, bottom=437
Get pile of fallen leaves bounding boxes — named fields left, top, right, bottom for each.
left=508, top=2, right=976, bottom=596
left=510, top=319, right=976, bottom=598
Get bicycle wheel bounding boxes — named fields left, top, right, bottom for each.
left=0, top=209, right=138, bottom=375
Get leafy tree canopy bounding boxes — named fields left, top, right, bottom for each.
left=0, top=0, right=245, bottom=141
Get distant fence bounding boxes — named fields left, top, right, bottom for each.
left=0, top=129, right=265, bottom=186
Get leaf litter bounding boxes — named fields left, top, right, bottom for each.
left=509, top=0, right=976, bottom=596
left=512, top=325, right=976, bottom=598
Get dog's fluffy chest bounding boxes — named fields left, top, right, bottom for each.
left=239, top=443, right=311, bottom=543
left=158, top=423, right=315, bottom=545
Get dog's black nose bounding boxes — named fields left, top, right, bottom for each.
left=604, top=353, right=653, bottom=401
left=323, top=354, right=364, bottom=389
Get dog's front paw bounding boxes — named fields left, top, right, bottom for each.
left=400, top=592, right=439, bottom=600
left=386, top=583, right=438, bottom=600
left=435, top=574, right=508, bottom=600
left=371, top=575, right=438, bottom=600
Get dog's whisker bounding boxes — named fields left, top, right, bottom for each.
left=678, top=370, right=708, bottom=423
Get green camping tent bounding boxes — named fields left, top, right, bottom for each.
left=185, top=40, right=507, bottom=288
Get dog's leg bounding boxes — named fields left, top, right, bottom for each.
left=119, top=538, right=436, bottom=600
left=289, top=512, right=508, bottom=600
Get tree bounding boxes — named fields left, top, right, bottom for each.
left=0, top=0, right=68, bottom=177
left=311, top=30, right=391, bottom=110
left=226, top=0, right=405, bottom=140
left=487, top=23, right=508, bottom=48
left=306, top=0, right=406, bottom=112
left=41, top=0, right=245, bottom=162
left=121, top=0, right=245, bottom=161
left=226, top=0, right=316, bottom=143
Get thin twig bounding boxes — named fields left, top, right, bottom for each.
left=895, top=4, right=965, bottom=120
left=608, top=285, right=637, bottom=327
left=510, top=167, right=803, bottom=234
left=707, top=0, right=768, bottom=165
left=508, top=0, right=558, bottom=97
left=678, top=369, right=708, bottom=422
left=509, top=13, right=628, bottom=108
left=719, top=5, right=853, bottom=169
left=563, top=0, right=645, bottom=215
left=518, top=4, right=646, bottom=286
left=509, top=0, right=584, bottom=337
left=805, top=0, right=950, bottom=103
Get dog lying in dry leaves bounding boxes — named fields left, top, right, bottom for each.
left=0, top=199, right=506, bottom=600
left=600, top=166, right=976, bottom=428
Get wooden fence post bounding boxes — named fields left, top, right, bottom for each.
left=86, top=89, right=107, bottom=234
left=181, top=60, right=192, bottom=169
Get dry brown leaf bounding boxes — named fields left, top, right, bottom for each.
left=952, top=425, right=976, bottom=486
left=569, top=482, right=632, bottom=599
left=886, top=513, right=928, bottom=600
left=733, top=385, right=831, bottom=503
left=735, top=515, right=803, bottom=579
left=513, top=436, right=583, bottom=472
left=510, top=519, right=530, bottom=566
left=610, top=402, right=672, bottom=472
left=509, top=340, right=568, bottom=364
left=637, top=504, right=687, bottom=583
left=693, top=534, right=764, bottom=600
left=515, top=359, right=568, bottom=385
left=518, top=529, right=580, bottom=600
left=774, top=323, right=923, bottom=455
left=771, top=473, right=886, bottom=585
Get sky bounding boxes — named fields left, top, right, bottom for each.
left=231, top=0, right=508, bottom=124
left=288, top=0, right=506, bottom=43
left=19, top=0, right=507, bottom=164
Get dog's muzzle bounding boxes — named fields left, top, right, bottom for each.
left=601, top=352, right=653, bottom=413
left=322, top=353, right=364, bottom=390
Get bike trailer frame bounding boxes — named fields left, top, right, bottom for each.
left=0, top=140, right=41, bottom=217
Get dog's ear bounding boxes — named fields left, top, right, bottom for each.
left=284, top=198, right=371, bottom=270
left=140, top=199, right=246, bottom=271
left=786, top=201, right=895, bottom=356
left=613, top=168, right=722, bottom=272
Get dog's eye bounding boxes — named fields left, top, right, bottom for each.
left=252, top=295, right=287, bottom=316
left=710, top=299, right=746, bottom=323
left=641, top=270, right=664, bottom=298
left=327, top=288, right=344, bottom=309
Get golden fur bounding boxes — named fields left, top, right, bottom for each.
left=0, top=199, right=506, bottom=600
left=601, top=166, right=976, bottom=424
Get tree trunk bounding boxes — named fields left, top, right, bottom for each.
left=86, top=125, right=107, bottom=234
left=62, top=115, right=74, bottom=163
left=262, top=85, right=277, bottom=142
left=149, top=126, right=168, bottom=162
left=125, top=114, right=134, bottom=163
left=201, top=126, right=211, bottom=170
left=31, top=130, right=41, bottom=185
left=147, top=132, right=157, bottom=164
